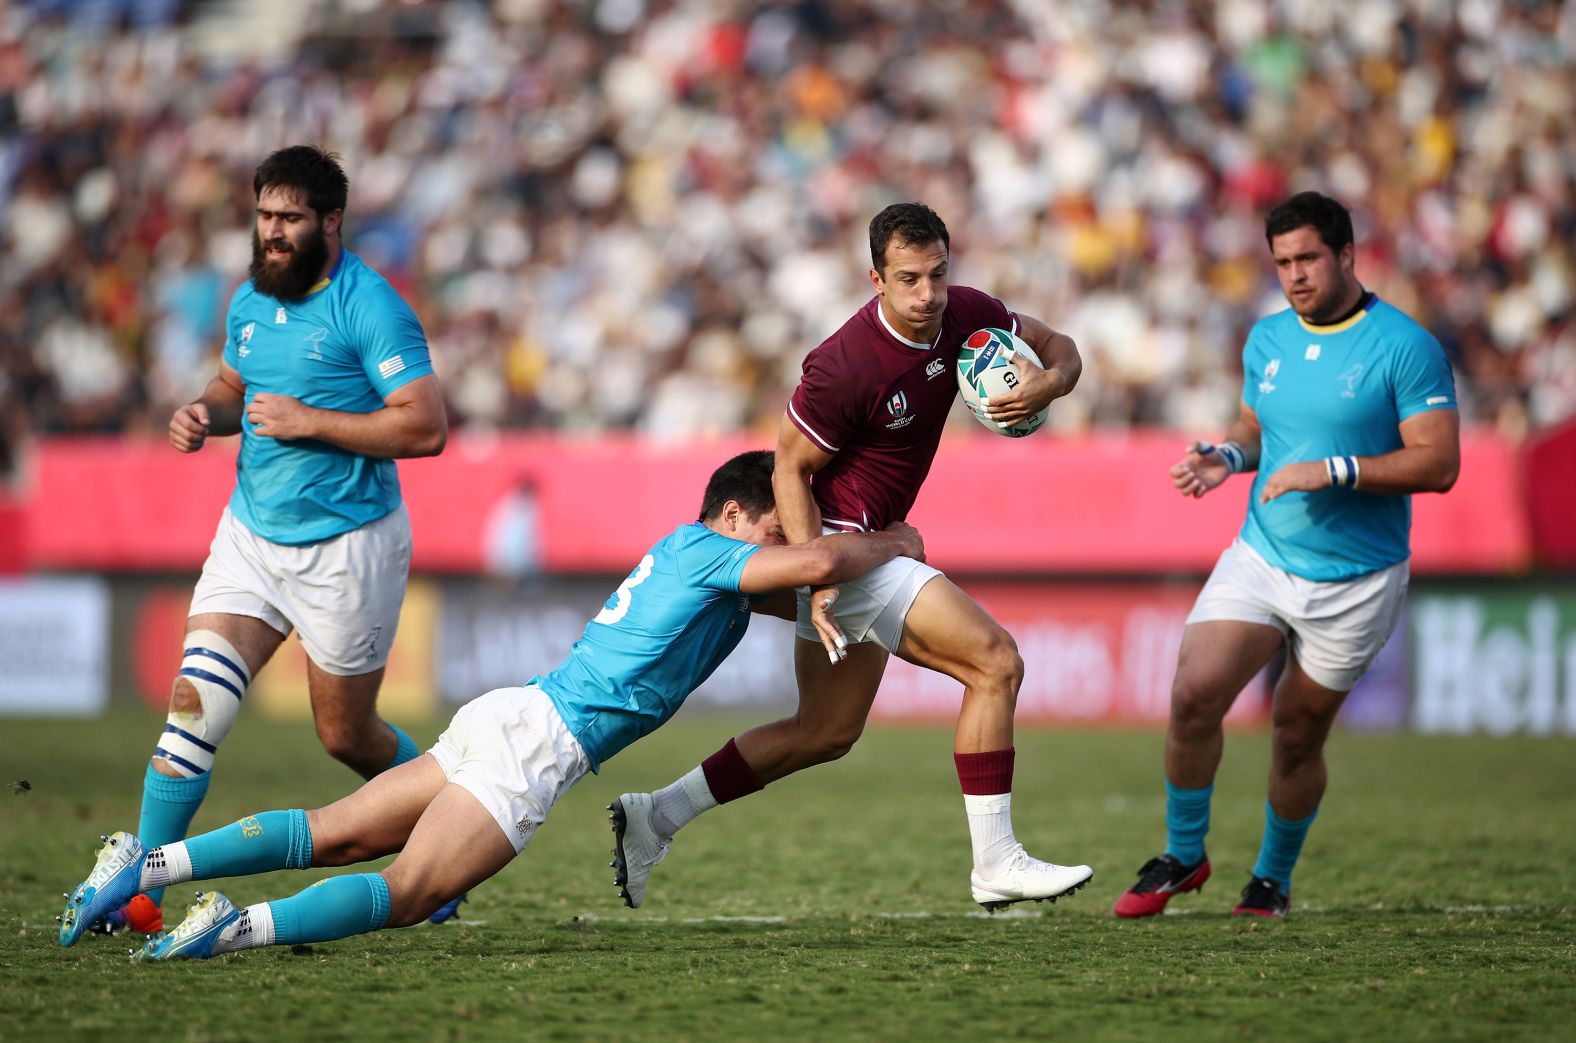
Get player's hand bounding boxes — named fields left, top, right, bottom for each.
left=1260, top=460, right=1330, bottom=503
left=882, top=521, right=925, bottom=562
left=984, top=351, right=1058, bottom=424
left=809, top=583, right=849, bottom=664
left=1170, top=441, right=1231, bottom=498
left=169, top=402, right=210, bottom=453
left=247, top=393, right=316, bottom=441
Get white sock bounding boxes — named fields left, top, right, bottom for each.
left=211, top=902, right=274, bottom=955
left=650, top=766, right=718, bottom=836
left=139, top=841, right=193, bottom=891
left=964, top=793, right=1019, bottom=870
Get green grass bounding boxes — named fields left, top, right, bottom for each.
left=2, top=706, right=1572, bottom=1042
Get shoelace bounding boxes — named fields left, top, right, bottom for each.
left=1133, top=856, right=1185, bottom=893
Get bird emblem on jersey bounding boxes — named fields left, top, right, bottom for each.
left=304, top=327, right=329, bottom=361
left=1339, top=363, right=1364, bottom=398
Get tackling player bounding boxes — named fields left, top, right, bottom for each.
left=102, top=145, right=449, bottom=935
left=57, top=451, right=927, bottom=959
left=1113, top=191, right=1459, bottom=918
left=613, top=202, right=1091, bottom=912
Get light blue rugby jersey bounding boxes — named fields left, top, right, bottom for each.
left=1240, top=292, right=1457, bottom=581
left=535, top=523, right=761, bottom=771
left=221, top=248, right=433, bottom=545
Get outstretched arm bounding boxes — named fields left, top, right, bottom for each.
left=244, top=373, right=448, bottom=459
left=739, top=522, right=925, bottom=596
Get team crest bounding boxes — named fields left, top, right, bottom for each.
left=1339, top=363, right=1364, bottom=399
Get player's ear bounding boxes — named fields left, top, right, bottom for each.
left=322, top=208, right=344, bottom=238
left=868, top=266, right=884, bottom=295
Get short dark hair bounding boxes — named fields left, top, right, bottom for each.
left=253, top=145, right=349, bottom=217
left=1265, top=191, right=1353, bottom=253
left=698, top=450, right=775, bottom=522
left=869, top=202, right=950, bottom=273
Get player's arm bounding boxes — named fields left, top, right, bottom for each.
left=985, top=314, right=1081, bottom=426
left=1260, top=408, right=1459, bottom=502
left=775, top=414, right=857, bottom=658
left=245, top=373, right=448, bottom=458
left=1171, top=403, right=1264, bottom=498
left=740, top=523, right=925, bottom=597
left=169, top=360, right=246, bottom=453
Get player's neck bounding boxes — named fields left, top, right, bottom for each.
left=877, top=298, right=939, bottom=347
left=317, top=240, right=342, bottom=285
left=1306, top=282, right=1367, bottom=327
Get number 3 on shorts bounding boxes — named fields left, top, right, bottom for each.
left=594, top=555, right=654, bottom=626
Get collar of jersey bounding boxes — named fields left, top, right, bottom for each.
left=1297, top=290, right=1374, bottom=334
left=303, top=246, right=348, bottom=297
left=875, top=299, right=939, bottom=351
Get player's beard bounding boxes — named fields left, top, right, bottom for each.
left=250, top=226, right=329, bottom=302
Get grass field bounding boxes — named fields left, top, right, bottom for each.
left=2, top=705, right=1572, bottom=1042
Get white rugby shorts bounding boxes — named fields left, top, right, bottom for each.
left=427, top=685, right=591, bottom=854
left=1186, top=537, right=1409, bottom=693
left=795, top=527, right=943, bottom=652
left=189, top=505, right=411, bottom=675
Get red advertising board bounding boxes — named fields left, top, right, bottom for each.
left=21, top=430, right=1529, bottom=575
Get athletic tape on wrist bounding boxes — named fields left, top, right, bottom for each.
left=1325, top=455, right=1359, bottom=488
left=1211, top=441, right=1246, bottom=473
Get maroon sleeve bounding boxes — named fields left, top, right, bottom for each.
left=787, top=346, right=858, bottom=453
left=950, top=285, right=1018, bottom=339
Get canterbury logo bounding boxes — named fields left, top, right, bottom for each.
left=925, top=359, right=945, bottom=379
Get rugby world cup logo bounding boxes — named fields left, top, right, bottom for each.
left=887, top=391, right=908, bottom=419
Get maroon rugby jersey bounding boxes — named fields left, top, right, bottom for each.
left=786, top=285, right=1018, bottom=531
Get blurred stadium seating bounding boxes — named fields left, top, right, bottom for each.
left=1, top=0, right=1572, bottom=475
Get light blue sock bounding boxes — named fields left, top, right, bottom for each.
left=270, top=873, right=392, bottom=945
left=138, top=763, right=211, bottom=905
left=360, top=724, right=420, bottom=780
left=1164, top=779, right=1213, bottom=866
left=1252, top=802, right=1318, bottom=891
left=184, top=809, right=313, bottom=880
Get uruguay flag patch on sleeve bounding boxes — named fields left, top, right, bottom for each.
left=378, top=355, right=407, bottom=379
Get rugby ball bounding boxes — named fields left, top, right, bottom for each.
left=956, top=328, right=1049, bottom=438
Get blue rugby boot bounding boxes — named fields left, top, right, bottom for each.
left=132, top=891, right=238, bottom=962
left=428, top=893, right=468, bottom=924
left=59, top=832, right=145, bottom=947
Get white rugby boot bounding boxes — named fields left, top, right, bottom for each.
left=971, top=845, right=1093, bottom=913
left=608, top=793, right=671, bottom=909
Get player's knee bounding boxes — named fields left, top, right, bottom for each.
left=1271, top=716, right=1327, bottom=768
left=795, top=718, right=864, bottom=766
left=379, top=869, right=446, bottom=928
left=152, top=629, right=251, bottom=777
left=960, top=627, right=1023, bottom=698
left=315, top=721, right=370, bottom=766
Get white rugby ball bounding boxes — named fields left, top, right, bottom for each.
left=956, top=327, right=1049, bottom=438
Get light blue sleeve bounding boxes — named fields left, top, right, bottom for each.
left=349, top=282, right=434, bottom=399
left=1240, top=322, right=1266, bottom=413
left=220, top=284, right=249, bottom=370
left=682, top=530, right=761, bottom=593
left=1392, top=327, right=1457, bottom=420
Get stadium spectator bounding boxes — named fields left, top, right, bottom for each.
left=0, top=0, right=1570, bottom=485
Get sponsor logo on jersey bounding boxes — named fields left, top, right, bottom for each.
left=925, top=358, right=946, bottom=379
left=378, top=355, right=407, bottom=379
left=1339, top=363, right=1364, bottom=399
left=1304, top=344, right=1320, bottom=361
left=1259, top=358, right=1280, bottom=395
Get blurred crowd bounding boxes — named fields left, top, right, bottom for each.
left=2, top=0, right=1572, bottom=478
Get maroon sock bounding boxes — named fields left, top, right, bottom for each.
left=701, top=738, right=765, bottom=805
left=954, top=748, right=1015, bottom=795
